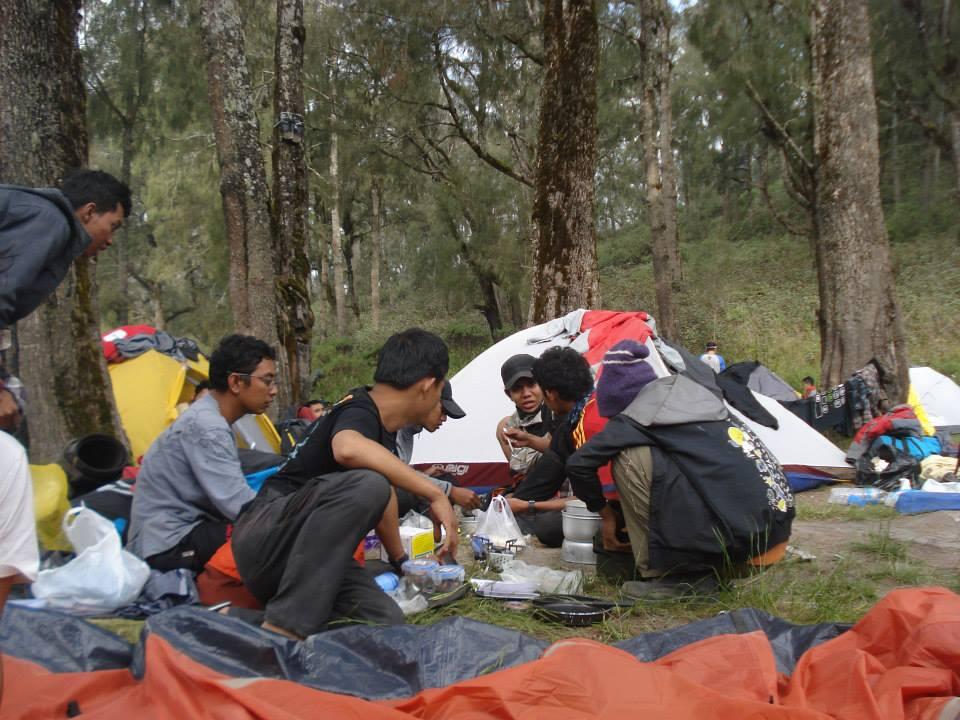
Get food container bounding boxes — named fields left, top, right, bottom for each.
left=401, top=558, right=439, bottom=592
left=561, top=511, right=601, bottom=543
left=561, top=538, right=597, bottom=565
left=431, top=564, right=465, bottom=592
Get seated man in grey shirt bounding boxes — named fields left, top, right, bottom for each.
left=126, top=335, right=278, bottom=572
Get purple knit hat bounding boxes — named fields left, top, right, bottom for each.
left=596, top=339, right=658, bottom=418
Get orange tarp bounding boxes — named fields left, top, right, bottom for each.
left=3, top=587, right=959, bottom=719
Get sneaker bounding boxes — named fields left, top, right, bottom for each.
left=621, top=572, right=721, bottom=601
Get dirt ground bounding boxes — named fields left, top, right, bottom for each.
left=465, top=486, right=960, bottom=575
left=790, top=487, right=960, bottom=571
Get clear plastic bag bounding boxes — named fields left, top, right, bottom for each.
left=500, top=560, right=583, bottom=595
left=474, top=495, right=525, bottom=548
left=32, top=506, right=150, bottom=614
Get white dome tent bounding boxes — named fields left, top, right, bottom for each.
left=412, top=309, right=849, bottom=492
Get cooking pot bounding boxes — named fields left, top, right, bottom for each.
left=562, top=511, right=600, bottom=542
left=561, top=538, right=597, bottom=565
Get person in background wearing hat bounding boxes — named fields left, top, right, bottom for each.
left=699, top=341, right=726, bottom=373
left=499, top=347, right=597, bottom=547
left=395, top=380, right=481, bottom=515
left=566, top=339, right=795, bottom=599
left=495, top=353, right=556, bottom=479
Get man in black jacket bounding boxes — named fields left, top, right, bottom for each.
left=566, top=340, right=794, bottom=599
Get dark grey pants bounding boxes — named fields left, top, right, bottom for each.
left=516, top=509, right=563, bottom=548
left=232, top=469, right=405, bottom=637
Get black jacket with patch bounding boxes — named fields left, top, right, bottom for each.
left=566, top=375, right=795, bottom=570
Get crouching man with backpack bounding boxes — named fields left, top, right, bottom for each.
left=566, top=340, right=795, bottom=599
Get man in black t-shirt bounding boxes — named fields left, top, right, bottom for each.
left=231, top=329, right=458, bottom=640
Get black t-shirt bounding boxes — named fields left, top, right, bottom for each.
left=262, top=387, right=395, bottom=497
left=511, top=409, right=578, bottom=501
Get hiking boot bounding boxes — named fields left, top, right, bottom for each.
left=621, top=572, right=721, bottom=601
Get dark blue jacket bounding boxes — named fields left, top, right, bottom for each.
left=0, top=185, right=89, bottom=329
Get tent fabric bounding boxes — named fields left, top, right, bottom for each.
left=721, top=361, right=799, bottom=403
left=2, top=587, right=958, bottom=719
left=910, top=367, right=960, bottom=432
left=412, top=309, right=849, bottom=490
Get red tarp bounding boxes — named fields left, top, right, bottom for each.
left=3, top=587, right=959, bottom=719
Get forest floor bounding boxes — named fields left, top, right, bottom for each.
left=92, top=484, right=960, bottom=647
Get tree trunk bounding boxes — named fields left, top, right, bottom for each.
left=199, top=0, right=278, bottom=357
left=528, top=0, right=600, bottom=324
left=811, top=0, right=909, bottom=402
left=890, top=111, right=901, bottom=204
left=370, top=178, right=382, bottom=331
left=0, top=0, right=128, bottom=462
left=328, top=77, right=347, bottom=334
left=639, top=0, right=682, bottom=341
left=271, top=0, right=313, bottom=410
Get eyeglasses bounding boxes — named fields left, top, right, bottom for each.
left=232, top=372, right=278, bottom=387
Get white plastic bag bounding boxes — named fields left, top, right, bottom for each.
left=32, top=506, right=150, bottom=614
left=474, top=495, right=525, bottom=548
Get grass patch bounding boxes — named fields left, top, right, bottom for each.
left=795, top=503, right=897, bottom=522
left=89, top=617, right=145, bottom=644
left=852, top=523, right=909, bottom=563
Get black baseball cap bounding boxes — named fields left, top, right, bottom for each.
left=441, top=381, right=465, bottom=419
left=501, top=353, right=536, bottom=390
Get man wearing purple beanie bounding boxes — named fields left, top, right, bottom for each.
left=566, top=339, right=794, bottom=599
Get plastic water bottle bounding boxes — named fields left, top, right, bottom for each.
left=827, top=488, right=887, bottom=507
left=828, top=487, right=887, bottom=506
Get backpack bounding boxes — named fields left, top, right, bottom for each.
left=275, top=418, right=313, bottom=455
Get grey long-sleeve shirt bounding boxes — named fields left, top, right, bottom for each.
left=126, top=393, right=255, bottom=560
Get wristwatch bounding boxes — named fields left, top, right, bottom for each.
left=527, top=500, right=536, bottom=514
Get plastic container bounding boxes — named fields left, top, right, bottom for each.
left=431, top=564, right=465, bottom=592
left=401, top=558, right=439, bottom=592
left=827, top=487, right=887, bottom=506
left=374, top=571, right=400, bottom=592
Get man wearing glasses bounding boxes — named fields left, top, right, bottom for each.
left=126, top=334, right=277, bottom=572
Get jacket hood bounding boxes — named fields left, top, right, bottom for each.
left=0, top=185, right=89, bottom=258
left=620, top=374, right=728, bottom=427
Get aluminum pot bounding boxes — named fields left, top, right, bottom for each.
left=562, top=511, right=601, bottom=542
left=564, top=499, right=600, bottom=518
left=561, top=539, right=597, bottom=565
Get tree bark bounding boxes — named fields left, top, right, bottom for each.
left=811, top=0, right=909, bottom=402
left=639, top=0, right=682, bottom=341
left=199, top=0, right=278, bottom=358
left=328, top=75, right=347, bottom=334
left=528, top=0, right=600, bottom=324
left=370, top=178, right=383, bottom=332
left=271, top=0, right=313, bottom=409
left=0, top=0, right=128, bottom=462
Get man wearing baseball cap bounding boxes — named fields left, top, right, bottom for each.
left=495, top=354, right=555, bottom=477
left=395, top=380, right=480, bottom=514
